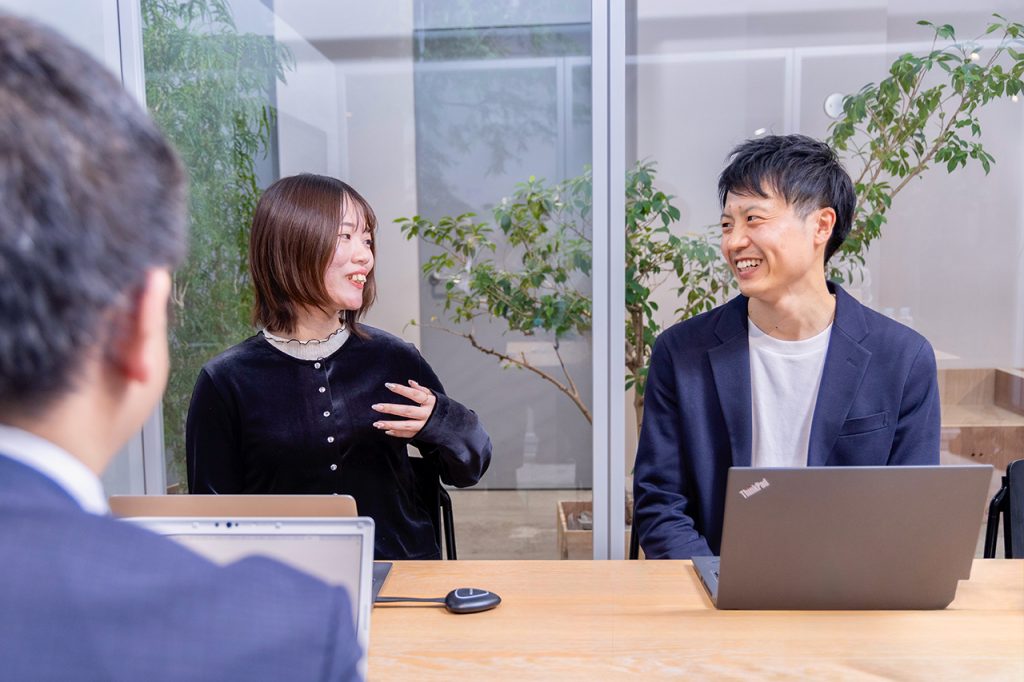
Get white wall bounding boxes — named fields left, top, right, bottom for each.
left=336, top=62, right=421, bottom=346
left=274, top=13, right=341, bottom=178
left=2, top=0, right=121, bottom=74
left=272, top=1, right=421, bottom=345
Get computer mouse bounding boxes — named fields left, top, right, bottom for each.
left=444, top=587, right=501, bottom=614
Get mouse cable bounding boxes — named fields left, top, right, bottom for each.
left=375, top=596, right=445, bottom=604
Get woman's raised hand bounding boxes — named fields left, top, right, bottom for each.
left=371, top=380, right=436, bottom=438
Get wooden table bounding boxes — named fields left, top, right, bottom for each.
left=369, top=560, right=1024, bottom=680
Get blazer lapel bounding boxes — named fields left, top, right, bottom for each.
left=807, top=284, right=872, bottom=466
left=708, top=297, right=752, bottom=468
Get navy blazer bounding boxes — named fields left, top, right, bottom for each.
left=633, top=283, right=940, bottom=559
left=0, top=455, right=362, bottom=681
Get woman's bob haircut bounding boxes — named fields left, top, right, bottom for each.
left=249, top=173, right=377, bottom=337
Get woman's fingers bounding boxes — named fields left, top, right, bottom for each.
left=372, top=419, right=425, bottom=438
left=372, top=402, right=427, bottom=419
left=372, top=380, right=436, bottom=438
left=385, top=380, right=434, bottom=406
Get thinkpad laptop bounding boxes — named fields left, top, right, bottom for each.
left=128, top=516, right=375, bottom=676
left=692, top=465, right=992, bottom=610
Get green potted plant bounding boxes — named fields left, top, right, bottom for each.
left=827, top=14, right=1024, bottom=275
left=398, top=161, right=728, bottom=429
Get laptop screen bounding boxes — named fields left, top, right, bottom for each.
left=127, top=516, right=374, bottom=673
left=170, top=532, right=365, bottom=599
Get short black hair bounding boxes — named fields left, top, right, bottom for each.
left=0, top=15, right=187, bottom=416
left=718, top=134, right=855, bottom=264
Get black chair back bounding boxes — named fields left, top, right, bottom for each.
left=439, top=486, right=457, bottom=560
left=410, top=455, right=457, bottom=559
left=628, top=505, right=640, bottom=559
left=985, top=458, right=1024, bottom=558
left=1007, top=459, right=1024, bottom=558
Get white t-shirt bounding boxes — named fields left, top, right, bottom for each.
left=748, top=319, right=832, bottom=468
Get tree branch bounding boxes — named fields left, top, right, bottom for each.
left=423, top=324, right=592, bottom=423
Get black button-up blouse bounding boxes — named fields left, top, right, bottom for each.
left=185, top=326, right=492, bottom=560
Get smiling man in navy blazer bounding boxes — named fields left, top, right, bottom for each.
left=0, top=15, right=361, bottom=680
left=633, top=134, right=940, bottom=559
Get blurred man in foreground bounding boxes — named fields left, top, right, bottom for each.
left=0, top=14, right=361, bottom=680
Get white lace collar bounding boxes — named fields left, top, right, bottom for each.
left=261, top=325, right=351, bottom=361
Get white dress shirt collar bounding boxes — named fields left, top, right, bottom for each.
left=0, top=424, right=109, bottom=515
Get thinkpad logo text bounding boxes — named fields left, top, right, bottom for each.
left=739, top=477, right=770, bottom=499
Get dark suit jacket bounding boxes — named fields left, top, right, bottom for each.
left=633, top=283, right=940, bottom=559
left=0, top=455, right=362, bottom=681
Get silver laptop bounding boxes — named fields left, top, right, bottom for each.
left=110, top=494, right=392, bottom=602
left=692, top=465, right=992, bottom=610
left=128, top=516, right=375, bottom=675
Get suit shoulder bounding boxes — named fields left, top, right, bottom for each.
left=0, top=505, right=359, bottom=679
left=656, top=300, right=734, bottom=350
left=859, top=305, right=931, bottom=354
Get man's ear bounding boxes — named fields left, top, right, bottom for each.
left=813, top=207, right=836, bottom=247
left=111, top=269, right=171, bottom=383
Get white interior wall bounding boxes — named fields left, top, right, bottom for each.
left=272, top=1, right=420, bottom=345
left=274, top=16, right=341, bottom=178
left=2, top=0, right=121, bottom=73
left=339, top=62, right=421, bottom=346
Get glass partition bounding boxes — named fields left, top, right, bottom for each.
left=146, top=0, right=596, bottom=559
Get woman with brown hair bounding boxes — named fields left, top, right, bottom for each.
left=185, top=174, right=491, bottom=560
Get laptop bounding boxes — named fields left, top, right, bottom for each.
left=109, top=494, right=358, bottom=518
left=111, top=495, right=392, bottom=601
left=128, top=516, right=375, bottom=676
left=692, top=465, right=993, bottom=610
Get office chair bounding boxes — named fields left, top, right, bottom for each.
left=438, top=485, right=457, bottom=560
left=421, top=481, right=457, bottom=560
left=628, top=503, right=640, bottom=559
left=984, top=458, right=1024, bottom=558
left=411, top=456, right=457, bottom=559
